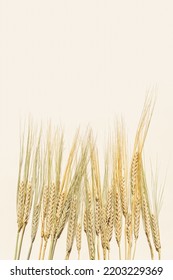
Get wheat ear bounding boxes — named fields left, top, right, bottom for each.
left=107, top=206, right=114, bottom=260
left=132, top=193, right=141, bottom=259
left=27, top=204, right=40, bottom=259
left=65, top=194, right=78, bottom=260
left=84, top=210, right=87, bottom=234
left=76, top=190, right=83, bottom=260
left=126, top=213, right=132, bottom=259
left=89, top=138, right=102, bottom=260
left=100, top=205, right=107, bottom=260
left=142, top=191, right=154, bottom=259
left=39, top=184, right=49, bottom=259
left=114, top=190, right=122, bottom=259
left=15, top=121, right=33, bottom=260
left=150, top=164, right=163, bottom=260
left=86, top=207, right=95, bottom=260
left=42, top=183, right=56, bottom=259
left=76, top=223, right=82, bottom=260
left=151, top=214, right=161, bottom=259
left=106, top=189, right=113, bottom=258
left=95, top=196, right=101, bottom=259
left=17, top=181, right=33, bottom=260
left=15, top=181, right=25, bottom=260
left=141, top=164, right=154, bottom=260
left=14, top=125, right=25, bottom=260
left=85, top=181, right=95, bottom=260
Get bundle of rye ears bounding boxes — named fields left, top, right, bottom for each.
left=14, top=96, right=163, bottom=260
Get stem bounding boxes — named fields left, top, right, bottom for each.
left=38, top=237, right=43, bottom=260
left=42, top=239, right=48, bottom=260
left=97, top=235, right=100, bottom=260
left=78, top=250, right=80, bottom=260
left=39, top=219, right=45, bottom=259
left=158, top=250, right=161, bottom=260
left=125, top=221, right=127, bottom=260
left=108, top=249, right=110, bottom=260
left=17, top=225, right=26, bottom=260
left=39, top=237, right=43, bottom=260
left=48, top=236, right=54, bottom=260
left=118, top=244, right=122, bottom=260
left=147, top=235, right=154, bottom=260
left=127, top=243, right=132, bottom=260
left=27, top=241, right=33, bottom=260
left=14, top=231, right=20, bottom=260
left=51, top=238, right=58, bottom=259
left=132, top=239, right=137, bottom=260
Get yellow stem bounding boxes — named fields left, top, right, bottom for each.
left=17, top=225, right=26, bottom=260
left=78, top=250, right=81, bottom=260
left=27, top=241, right=33, bottom=260
left=14, top=231, right=20, bottom=260
left=38, top=237, right=43, bottom=260
left=132, top=239, right=137, bottom=260
left=158, top=250, right=161, bottom=260
left=42, top=239, right=48, bottom=260
left=118, top=244, right=122, bottom=260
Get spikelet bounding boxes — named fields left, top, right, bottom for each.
left=76, top=223, right=82, bottom=255
left=17, top=181, right=25, bottom=232
left=141, top=191, right=154, bottom=259
left=86, top=208, right=95, bottom=260
left=56, top=192, right=65, bottom=224
left=43, top=185, right=49, bottom=219
left=151, top=214, right=161, bottom=257
left=85, top=184, right=95, bottom=260
left=45, top=183, right=56, bottom=240
left=107, top=208, right=114, bottom=246
left=100, top=205, right=107, bottom=258
left=41, top=185, right=49, bottom=238
left=66, top=195, right=77, bottom=259
left=114, top=191, right=122, bottom=246
left=120, top=176, right=128, bottom=218
left=23, top=182, right=33, bottom=225
left=95, top=196, right=101, bottom=236
left=126, top=213, right=132, bottom=246
left=131, top=152, right=139, bottom=196
left=56, top=194, right=72, bottom=239
left=31, top=204, right=40, bottom=242
left=134, top=194, right=141, bottom=240
left=142, top=192, right=151, bottom=237
left=83, top=210, right=87, bottom=233
left=105, top=188, right=114, bottom=251
left=106, top=189, right=113, bottom=224
left=88, top=191, right=92, bottom=208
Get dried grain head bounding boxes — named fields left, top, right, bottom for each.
left=31, top=204, right=40, bottom=242
left=17, top=181, right=26, bottom=232
left=126, top=213, right=132, bottom=246
left=151, top=213, right=161, bottom=254
left=66, top=194, right=78, bottom=257
left=45, top=183, right=56, bottom=240
left=76, top=223, right=82, bottom=253
left=114, top=190, right=122, bottom=246
left=95, top=196, right=101, bottom=236
left=134, top=193, right=141, bottom=240
left=23, top=182, right=33, bottom=225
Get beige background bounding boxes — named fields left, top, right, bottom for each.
left=0, top=0, right=173, bottom=259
